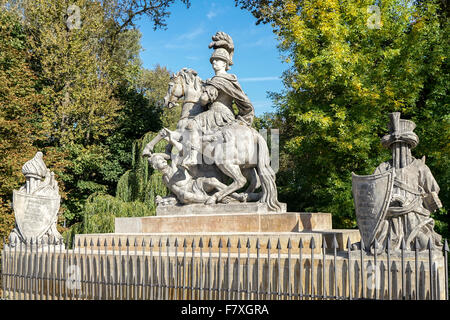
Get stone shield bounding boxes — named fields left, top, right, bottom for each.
left=13, top=190, right=60, bottom=239
left=352, top=170, right=395, bottom=247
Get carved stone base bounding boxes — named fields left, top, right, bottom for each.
left=156, top=202, right=287, bottom=216
left=115, top=212, right=332, bottom=234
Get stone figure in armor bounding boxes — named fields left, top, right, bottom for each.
left=373, top=113, right=443, bottom=251
left=8, top=152, right=63, bottom=247
left=181, top=31, right=255, bottom=169
left=143, top=31, right=282, bottom=212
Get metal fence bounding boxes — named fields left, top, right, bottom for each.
left=0, top=235, right=448, bottom=300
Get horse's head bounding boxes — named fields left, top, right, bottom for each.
left=163, top=68, right=203, bottom=108
left=163, top=73, right=183, bottom=109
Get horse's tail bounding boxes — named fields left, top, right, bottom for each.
left=256, top=133, right=282, bottom=212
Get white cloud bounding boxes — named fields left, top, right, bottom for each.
left=177, top=27, right=205, bottom=41
left=164, top=43, right=192, bottom=49
left=207, top=10, right=217, bottom=19
left=242, top=36, right=277, bottom=48
left=207, top=2, right=218, bottom=20
left=239, top=76, right=280, bottom=82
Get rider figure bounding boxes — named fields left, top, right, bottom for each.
left=180, top=32, right=255, bottom=169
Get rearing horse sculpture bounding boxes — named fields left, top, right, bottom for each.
left=143, top=68, right=282, bottom=212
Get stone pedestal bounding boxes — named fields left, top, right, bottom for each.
left=156, top=202, right=287, bottom=216
left=110, top=208, right=361, bottom=255
left=115, top=212, right=332, bottom=234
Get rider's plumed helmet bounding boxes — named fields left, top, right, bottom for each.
left=209, top=31, right=234, bottom=70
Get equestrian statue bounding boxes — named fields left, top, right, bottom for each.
left=143, top=31, right=282, bottom=212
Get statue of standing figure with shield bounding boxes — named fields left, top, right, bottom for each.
left=142, top=31, right=284, bottom=213
left=8, top=152, right=64, bottom=247
left=352, top=112, right=443, bottom=252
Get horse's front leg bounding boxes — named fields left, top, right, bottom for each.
left=206, top=164, right=247, bottom=204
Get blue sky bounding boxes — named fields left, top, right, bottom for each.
left=135, top=0, right=287, bottom=116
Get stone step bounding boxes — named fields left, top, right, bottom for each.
left=311, top=229, right=362, bottom=252
left=74, top=232, right=326, bottom=254
left=115, top=212, right=332, bottom=234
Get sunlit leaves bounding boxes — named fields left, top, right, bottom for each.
left=239, top=0, right=448, bottom=230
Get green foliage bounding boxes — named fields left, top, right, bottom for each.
left=239, top=0, right=449, bottom=231
left=74, top=131, right=169, bottom=235
left=0, top=9, right=42, bottom=240
left=0, top=0, right=189, bottom=238
left=116, top=131, right=168, bottom=205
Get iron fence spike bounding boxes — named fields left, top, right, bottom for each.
left=89, top=238, right=94, bottom=247
left=166, top=238, right=170, bottom=247
left=104, top=239, right=108, bottom=247
left=30, top=237, right=33, bottom=245
left=158, top=238, right=162, bottom=247
left=347, top=237, right=352, bottom=250
left=191, top=238, right=196, bottom=248
left=400, top=237, right=406, bottom=250
left=444, top=239, right=449, bottom=252
left=183, top=238, right=187, bottom=248
left=142, top=238, right=146, bottom=247
left=267, top=239, right=272, bottom=249
left=111, top=238, right=115, bottom=246
left=226, top=238, right=231, bottom=248
left=126, top=237, right=130, bottom=247
left=149, top=238, right=154, bottom=247
left=276, top=238, right=281, bottom=250
left=199, top=237, right=204, bottom=248
left=97, top=238, right=101, bottom=247
left=118, top=238, right=122, bottom=247
left=298, top=238, right=303, bottom=249
left=309, top=236, right=315, bottom=249
left=255, top=238, right=260, bottom=249
left=287, top=238, right=292, bottom=249
left=83, top=238, right=87, bottom=247
left=246, top=238, right=251, bottom=248
left=41, top=237, right=45, bottom=244
left=322, top=237, right=328, bottom=249
left=134, top=238, right=138, bottom=247
left=331, top=234, right=338, bottom=249
left=47, top=236, right=51, bottom=245
left=237, top=238, right=241, bottom=248
left=174, top=238, right=179, bottom=247
left=208, top=238, right=213, bottom=248
left=428, top=237, right=434, bottom=300
left=360, top=236, right=365, bottom=251
left=218, top=238, right=223, bottom=248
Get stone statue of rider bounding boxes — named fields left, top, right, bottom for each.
left=180, top=31, right=255, bottom=169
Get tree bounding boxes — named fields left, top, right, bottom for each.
left=237, top=0, right=448, bottom=234
left=0, top=9, right=42, bottom=240
left=74, top=66, right=179, bottom=238
left=0, top=0, right=191, bottom=229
